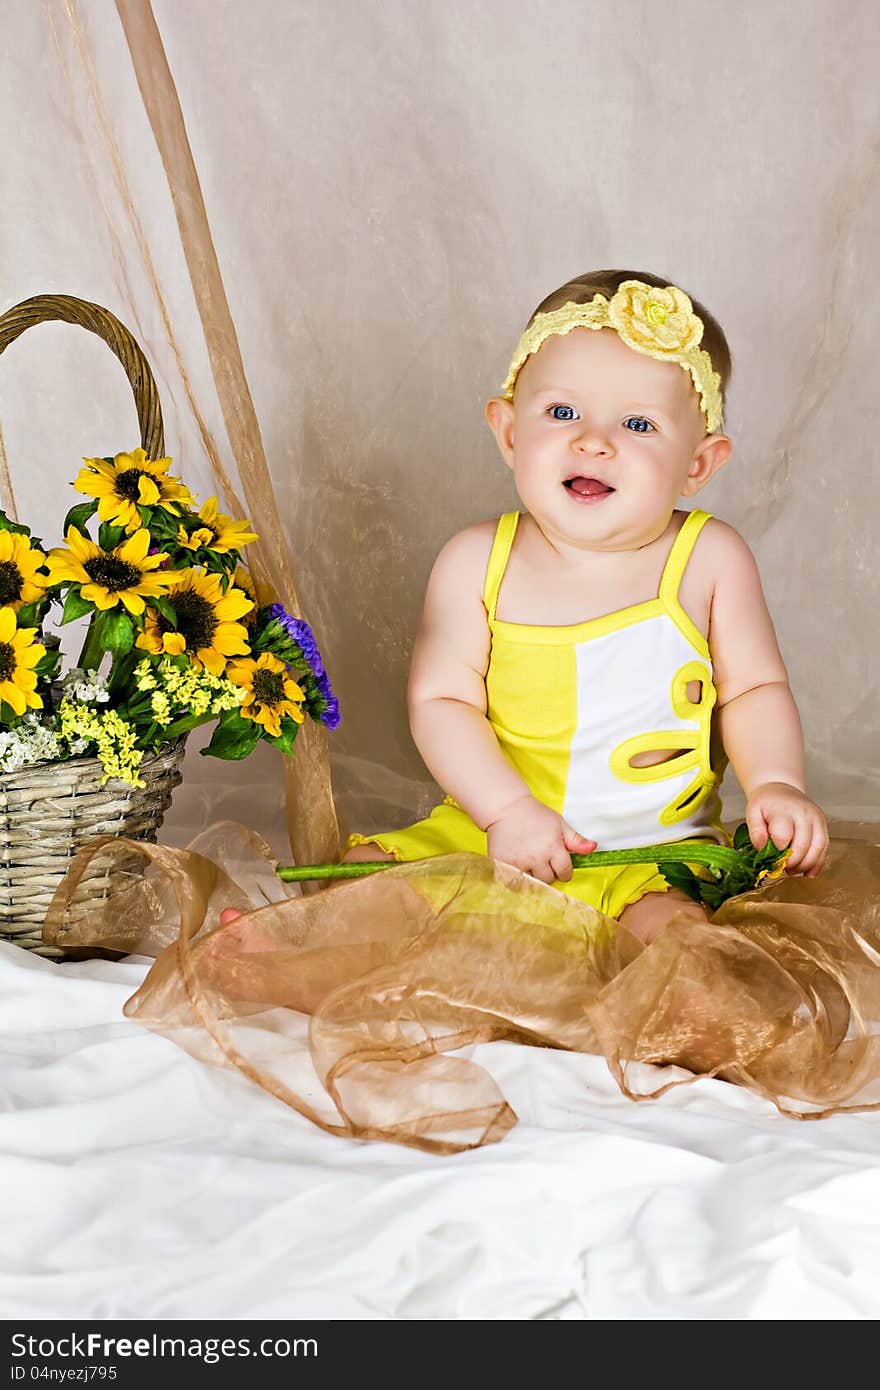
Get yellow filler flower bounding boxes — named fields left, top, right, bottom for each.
left=0, top=607, right=46, bottom=716
left=74, top=448, right=193, bottom=531
left=136, top=570, right=253, bottom=676
left=46, top=527, right=172, bottom=615
left=225, top=652, right=305, bottom=739
left=177, top=496, right=259, bottom=553
left=0, top=531, right=48, bottom=610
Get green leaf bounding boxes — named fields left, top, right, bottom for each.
left=657, top=862, right=705, bottom=905
left=0, top=700, right=23, bottom=724
left=15, top=602, right=40, bottom=628
left=35, top=649, right=62, bottom=679
left=97, top=522, right=126, bottom=552
left=62, top=501, right=98, bottom=536
left=270, top=716, right=302, bottom=756
left=201, top=711, right=261, bottom=761
left=150, top=595, right=178, bottom=628
left=61, top=589, right=94, bottom=624
left=755, top=833, right=784, bottom=865
left=0, top=510, right=31, bottom=536
left=732, top=822, right=753, bottom=853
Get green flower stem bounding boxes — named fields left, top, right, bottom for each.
left=77, top=616, right=104, bottom=672
left=278, top=861, right=406, bottom=881
left=276, top=841, right=742, bottom=882
left=108, top=651, right=136, bottom=697
left=162, top=711, right=220, bottom=739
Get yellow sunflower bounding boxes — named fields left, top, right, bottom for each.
left=225, top=652, right=304, bottom=739
left=177, top=496, right=259, bottom=553
left=135, top=570, right=253, bottom=676
left=0, top=531, right=48, bottom=610
left=232, top=566, right=259, bottom=628
left=0, top=606, right=46, bottom=716
left=756, top=847, right=793, bottom=886
left=45, top=527, right=172, bottom=616
left=74, top=448, right=194, bottom=532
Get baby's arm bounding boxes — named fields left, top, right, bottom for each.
left=407, top=526, right=596, bottom=882
left=708, top=523, right=828, bottom=877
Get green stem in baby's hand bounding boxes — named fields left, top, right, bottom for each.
left=275, top=826, right=791, bottom=913
left=277, top=841, right=743, bottom=880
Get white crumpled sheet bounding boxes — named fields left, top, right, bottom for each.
left=1, top=941, right=879, bottom=1320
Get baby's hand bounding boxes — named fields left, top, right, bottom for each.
left=485, top=793, right=596, bottom=884
left=746, top=781, right=829, bottom=878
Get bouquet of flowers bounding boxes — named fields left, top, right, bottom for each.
left=0, top=447, right=340, bottom=787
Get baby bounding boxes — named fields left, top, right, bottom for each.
left=336, top=270, right=828, bottom=945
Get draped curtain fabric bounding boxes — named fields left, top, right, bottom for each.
left=2, top=0, right=879, bottom=1149
left=1, top=0, right=875, bottom=851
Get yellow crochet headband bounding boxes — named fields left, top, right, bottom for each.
left=500, top=279, right=724, bottom=434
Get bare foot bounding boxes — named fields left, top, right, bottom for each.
left=215, top=843, right=397, bottom=930
left=617, top=888, right=710, bottom=945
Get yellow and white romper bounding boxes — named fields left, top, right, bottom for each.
left=346, top=507, right=732, bottom=919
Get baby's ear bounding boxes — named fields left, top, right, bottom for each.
left=484, top=396, right=516, bottom=465
left=682, top=433, right=733, bottom=495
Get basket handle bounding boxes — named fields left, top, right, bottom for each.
left=0, top=294, right=164, bottom=458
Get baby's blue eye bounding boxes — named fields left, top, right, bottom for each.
left=547, top=406, right=655, bottom=432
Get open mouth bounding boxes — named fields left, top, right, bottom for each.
left=563, top=475, right=616, bottom=502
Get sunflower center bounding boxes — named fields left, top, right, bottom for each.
left=0, top=641, right=16, bottom=682
left=165, top=590, right=218, bottom=651
left=0, top=561, right=24, bottom=605
left=83, top=555, right=144, bottom=592
left=252, top=669, right=285, bottom=707
left=115, top=468, right=154, bottom=501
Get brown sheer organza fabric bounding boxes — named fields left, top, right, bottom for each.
left=43, top=823, right=880, bottom=1153
left=50, top=0, right=340, bottom=871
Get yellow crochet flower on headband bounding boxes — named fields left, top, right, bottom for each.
left=500, top=279, right=724, bottom=434
left=613, top=281, right=703, bottom=357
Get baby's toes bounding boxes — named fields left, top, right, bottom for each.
left=219, top=907, right=243, bottom=926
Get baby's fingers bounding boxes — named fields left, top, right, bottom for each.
left=803, top=822, right=830, bottom=878
left=527, top=860, right=558, bottom=885
left=784, top=819, right=814, bottom=874
left=549, top=847, right=575, bottom=883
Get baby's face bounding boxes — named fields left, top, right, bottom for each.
left=491, top=326, right=727, bottom=552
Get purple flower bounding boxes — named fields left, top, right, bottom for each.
left=268, top=603, right=340, bottom=728
left=317, top=685, right=341, bottom=730
left=268, top=605, right=325, bottom=676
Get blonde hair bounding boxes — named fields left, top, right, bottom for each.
left=519, top=268, right=733, bottom=427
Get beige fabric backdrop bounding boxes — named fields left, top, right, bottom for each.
left=1, top=0, right=878, bottom=859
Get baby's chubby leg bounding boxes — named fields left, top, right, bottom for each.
left=616, top=886, right=709, bottom=946
left=338, top=842, right=398, bottom=866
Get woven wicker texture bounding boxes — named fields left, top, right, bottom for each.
left=0, top=740, right=186, bottom=956
left=0, top=294, right=181, bottom=956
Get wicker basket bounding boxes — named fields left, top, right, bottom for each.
left=0, top=294, right=185, bottom=958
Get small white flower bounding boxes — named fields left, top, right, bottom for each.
left=60, top=668, right=111, bottom=704
left=0, top=717, right=66, bottom=772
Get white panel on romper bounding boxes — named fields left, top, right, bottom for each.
left=562, top=614, right=724, bottom=850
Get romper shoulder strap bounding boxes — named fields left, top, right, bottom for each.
left=658, top=508, right=713, bottom=607
left=482, top=511, right=520, bottom=622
